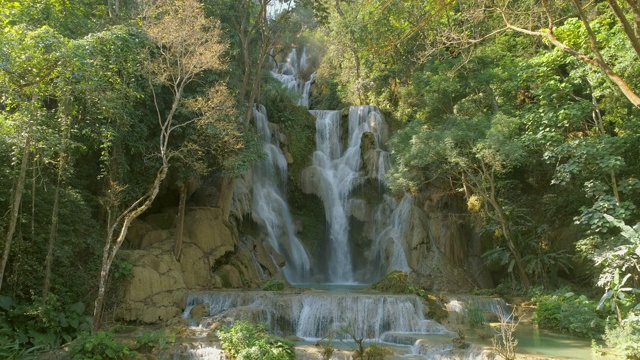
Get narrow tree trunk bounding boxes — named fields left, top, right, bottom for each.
left=174, top=184, right=186, bottom=260
left=608, top=0, right=640, bottom=58
left=42, top=155, right=65, bottom=302
left=0, top=134, right=31, bottom=291
left=217, top=176, right=236, bottom=219
left=92, top=165, right=168, bottom=334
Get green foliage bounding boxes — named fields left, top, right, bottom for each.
left=262, top=79, right=316, bottom=183
left=362, top=344, right=392, bottom=359
left=604, top=313, right=640, bottom=359
left=370, top=271, right=411, bottom=294
left=0, top=294, right=89, bottom=354
left=466, top=304, right=486, bottom=328
left=70, top=331, right=134, bottom=360
left=217, top=321, right=296, bottom=360
left=134, top=330, right=175, bottom=353
left=531, top=289, right=606, bottom=339
left=262, top=279, right=286, bottom=291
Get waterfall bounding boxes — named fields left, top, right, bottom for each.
left=308, top=106, right=395, bottom=283
left=251, top=105, right=311, bottom=284
left=184, top=291, right=450, bottom=341
left=270, top=47, right=402, bottom=284
left=372, top=195, right=414, bottom=277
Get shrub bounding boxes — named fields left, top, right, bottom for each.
left=532, top=289, right=606, bottom=339
left=69, top=331, right=134, bottom=359
left=0, top=294, right=90, bottom=355
left=217, top=321, right=295, bottom=360
left=604, top=313, right=640, bottom=359
left=262, top=279, right=286, bottom=291
left=370, top=271, right=410, bottom=294
left=135, top=330, right=174, bottom=353
left=466, top=304, right=486, bottom=328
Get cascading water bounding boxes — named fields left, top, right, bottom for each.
left=251, top=104, right=311, bottom=284
left=181, top=47, right=507, bottom=360
left=184, top=291, right=450, bottom=341
left=272, top=47, right=400, bottom=283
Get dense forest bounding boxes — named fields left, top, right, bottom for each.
left=1, top=0, right=640, bottom=358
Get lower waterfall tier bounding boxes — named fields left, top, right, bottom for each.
left=183, top=291, right=450, bottom=341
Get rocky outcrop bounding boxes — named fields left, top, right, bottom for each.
left=117, top=207, right=285, bottom=323
left=423, top=194, right=493, bottom=289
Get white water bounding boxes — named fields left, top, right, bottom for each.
left=309, top=106, right=394, bottom=283
left=184, top=291, right=450, bottom=341
left=251, top=105, right=311, bottom=284
left=373, top=195, right=414, bottom=277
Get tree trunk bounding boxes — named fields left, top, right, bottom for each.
left=174, top=184, right=186, bottom=260
left=92, top=165, right=168, bottom=334
left=607, top=0, right=640, bottom=58
left=217, top=176, right=236, bottom=219
left=42, top=154, right=65, bottom=302
left=0, top=134, right=31, bottom=291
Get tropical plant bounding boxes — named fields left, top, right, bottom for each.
left=69, top=331, right=134, bottom=360
left=217, top=321, right=296, bottom=360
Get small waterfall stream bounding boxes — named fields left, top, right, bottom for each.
left=251, top=104, right=311, bottom=283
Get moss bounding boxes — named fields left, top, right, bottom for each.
left=423, top=294, right=450, bottom=323
left=350, top=178, right=386, bottom=206
left=262, top=80, right=316, bottom=186
left=288, top=186, right=327, bottom=255
left=370, top=270, right=411, bottom=294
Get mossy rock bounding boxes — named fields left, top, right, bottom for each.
left=370, top=270, right=411, bottom=294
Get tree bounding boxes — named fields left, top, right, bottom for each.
left=91, top=0, right=230, bottom=333
left=467, top=0, right=640, bottom=108
left=0, top=26, right=68, bottom=292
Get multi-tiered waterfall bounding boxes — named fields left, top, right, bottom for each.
left=180, top=48, right=495, bottom=359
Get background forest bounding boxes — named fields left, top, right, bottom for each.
left=1, top=0, right=640, bottom=358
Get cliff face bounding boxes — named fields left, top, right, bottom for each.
left=117, top=207, right=284, bottom=323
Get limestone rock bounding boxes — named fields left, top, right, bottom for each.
left=145, top=211, right=176, bottom=230
left=139, top=229, right=170, bottom=249
left=284, top=151, right=294, bottom=164
left=126, top=220, right=157, bottom=249
left=189, top=303, right=209, bottom=319
left=215, top=264, right=243, bottom=288
left=253, top=238, right=279, bottom=276
left=230, top=250, right=262, bottom=288
left=231, top=173, right=253, bottom=219
left=179, top=243, right=209, bottom=288
left=348, top=198, right=369, bottom=222
left=299, top=166, right=322, bottom=196
left=184, top=207, right=236, bottom=262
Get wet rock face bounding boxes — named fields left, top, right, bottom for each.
left=117, top=207, right=284, bottom=323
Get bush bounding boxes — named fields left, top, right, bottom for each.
left=134, top=330, right=174, bottom=353
left=370, top=271, right=411, bottom=294
left=604, top=313, right=640, bottom=359
left=262, top=279, right=286, bottom=291
left=532, top=289, right=606, bottom=339
left=466, top=304, right=486, bottom=328
left=69, top=331, right=134, bottom=360
left=0, top=294, right=90, bottom=355
left=217, top=321, right=295, bottom=360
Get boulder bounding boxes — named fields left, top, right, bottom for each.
left=215, top=264, right=243, bottom=288
left=117, top=243, right=189, bottom=323
left=126, top=220, right=158, bottom=249
left=184, top=207, right=236, bottom=263
left=139, top=229, right=170, bottom=249
left=299, top=166, right=322, bottom=197
left=179, top=243, right=209, bottom=288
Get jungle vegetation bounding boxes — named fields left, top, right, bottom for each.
left=1, top=0, right=639, bottom=357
